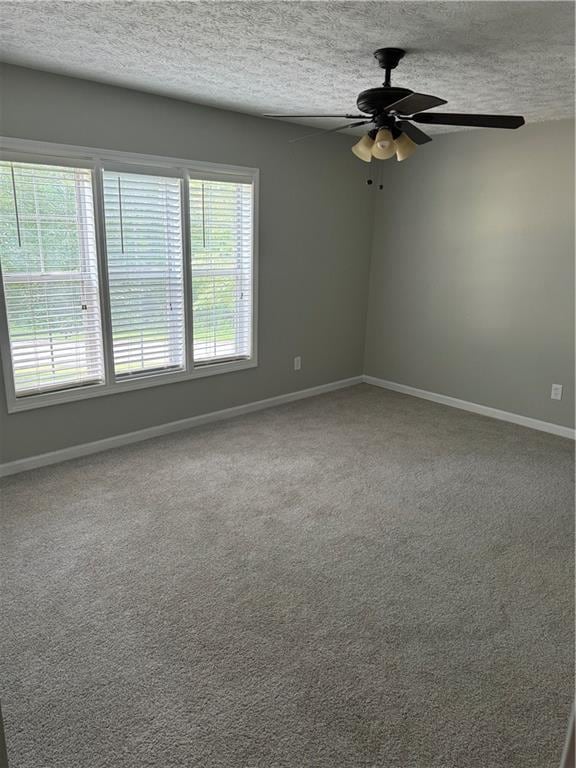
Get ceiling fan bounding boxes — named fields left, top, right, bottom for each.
left=265, top=48, right=525, bottom=165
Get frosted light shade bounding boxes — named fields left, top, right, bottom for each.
left=351, top=134, right=375, bottom=162
left=395, top=133, right=417, bottom=161
left=372, top=129, right=396, bottom=160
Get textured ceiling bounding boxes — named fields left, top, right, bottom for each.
left=0, top=1, right=574, bottom=135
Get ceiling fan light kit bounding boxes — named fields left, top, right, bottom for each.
left=372, top=128, right=397, bottom=159
left=394, top=132, right=418, bottom=162
left=351, top=130, right=376, bottom=162
left=266, top=47, right=525, bottom=178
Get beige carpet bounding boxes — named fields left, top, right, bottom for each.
left=1, top=384, right=573, bottom=767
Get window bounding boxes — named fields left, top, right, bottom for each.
left=103, top=170, right=185, bottom=378
left=190, top=179, right=253, bottom=363
left=0, top=140, right=258, bottom=412
left=0, top=161, right=104, bottom=396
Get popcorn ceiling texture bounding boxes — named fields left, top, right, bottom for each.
left=0, top=1, right=573, bottom=135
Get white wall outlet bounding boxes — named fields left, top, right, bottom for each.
left=551, top=384, right=563, bottom=400
left=293, top=356, right=302, bottom=371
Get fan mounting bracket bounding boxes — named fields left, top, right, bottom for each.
left=374, top=48, right=405, bottom=70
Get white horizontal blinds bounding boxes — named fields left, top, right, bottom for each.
left=102, top=170, right=185, bottom=379
left=0, top=161, right=104, bottom=396
left=189, top=179, right=253, bottom=363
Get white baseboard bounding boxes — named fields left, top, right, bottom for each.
left=0, top=376, right=363, bottom=477
left=3, top=373, right=572, bottom=477
left=363, top=375, right=575, bottom=440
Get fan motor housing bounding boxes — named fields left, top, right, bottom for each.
left=356, top=86, right=413, bottom=116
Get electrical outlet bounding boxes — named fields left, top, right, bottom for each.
left=551, top=384, right=563, bottom=400
left=294, top=356, right=302, bottom=371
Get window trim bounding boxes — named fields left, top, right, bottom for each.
left=0, top=137, right=259, bottom=413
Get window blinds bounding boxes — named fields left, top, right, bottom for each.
left=0, top=161, right=104, bottom=396
left=102, top=170, right=185, bottom=379
left=0, top=152, right=255, bottom=407
left=189, top=179, right=253, bottom=363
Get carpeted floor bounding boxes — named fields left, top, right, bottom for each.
left=0, top=384, right=573, bottom=768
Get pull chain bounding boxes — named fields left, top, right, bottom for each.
left=366, top=160, right=373, bottom=187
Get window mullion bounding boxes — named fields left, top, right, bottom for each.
left=181, top=170, right=194, bottom=373
left=91, top=161, right=115, bottom=385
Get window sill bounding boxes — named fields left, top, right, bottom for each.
left=5, top=357, right=258, bottom=413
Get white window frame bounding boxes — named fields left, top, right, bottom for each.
left=0, top=137, right=259, bottom=413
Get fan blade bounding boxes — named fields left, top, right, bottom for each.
left=289, top=120, right=372, bottom=143
left=264, top=113, right=368, bottom=118
left=386, top=92, right=447, bottom=115
left=395, top=120, right=432, bottom=145
left=412, top=113, right=525, bottom=129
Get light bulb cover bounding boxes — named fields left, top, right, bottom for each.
left=395, top=132, right=417, bottom=161
left=372, top=128, right=396, bottom=160
left=351, top=131, right=376, bottom=162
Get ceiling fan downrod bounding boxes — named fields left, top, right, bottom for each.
left=373, top=47, right=405, bottom=88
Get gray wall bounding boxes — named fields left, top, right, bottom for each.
left=0, top=65, right=374, bottom=463
left=365, top=118, right=575, bottom=429
left=0, top=65, right=573, bottom=465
